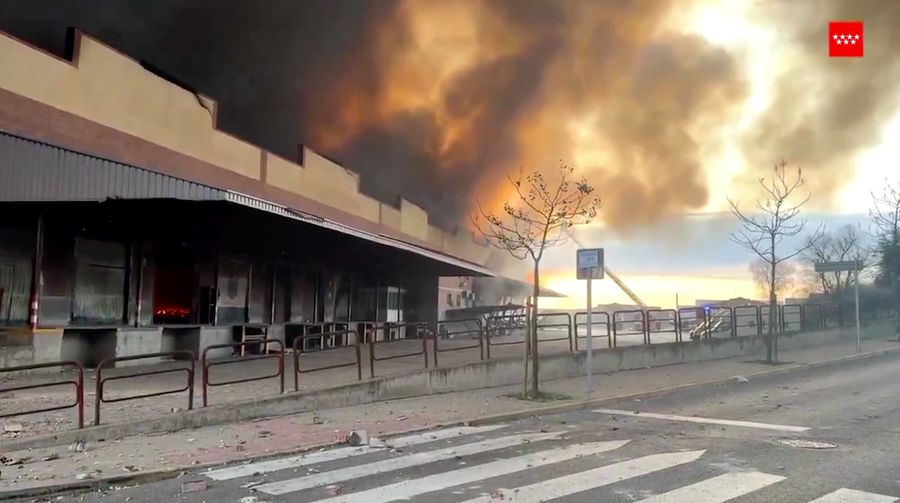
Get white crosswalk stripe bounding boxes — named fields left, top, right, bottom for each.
left=809, top=488, right=898, bottom=502
left=460, top=450, right=705, bottom=503
left=203, top=425, right=505, bottom=480
left=593, top=408, right=810, bottom=433
left=254, top=430, right=565, bottom=496
left=638, top=471, right=786, bottom=502
left=310, top=440, right=632, bottom=503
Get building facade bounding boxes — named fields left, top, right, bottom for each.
left=0, top=30, right=493, bottom=366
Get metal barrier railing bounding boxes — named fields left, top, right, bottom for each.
left=485, top=314, right=529, bottom=359
left=760, top=305, right=782, bottom=334
left=646, top=309, right=679, bottom=343
left=782, top=304, right=803, bottom=333
left=536, top=312, right=574, bottom=351
left=1, top=361, right=84, bottom=429
left=293, top=330, right=362, bottom=390
left=95, top=351, right=195, bottom=425
left=734, top=305, right=761, bottom=336
left=574, top=311, right=612, bottom=349
left=368, top=322, right=429, bottom=378
left=708, top=307, right=735, bottom=338
left=801, top=304, right=824, bottom=331
left=822, top=303, right=842, bottom=328
left=201, top=339, right=284, bottom=407
left=433, top=319, right=483, bottom=367
left=677, top=308, right=707, bottom=340
left=613, top=309, right=647, bottom=344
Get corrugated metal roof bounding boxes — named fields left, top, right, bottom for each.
left=225, top=191, right=493, bottom=275
left=0, top=131, right=492, bottom=275
left=0, top=132, right=224, bottom=201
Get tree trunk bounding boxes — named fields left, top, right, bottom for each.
left=531, top=261, right=541, bottom=398
left=767, top=242, right=776, bottom=364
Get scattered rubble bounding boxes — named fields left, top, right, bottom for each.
left=181, top=479, right=207, bottom=493
left=733, top=376, right=750, bottom=384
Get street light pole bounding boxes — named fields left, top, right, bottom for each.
left=586, top=278, right=593, bottom=394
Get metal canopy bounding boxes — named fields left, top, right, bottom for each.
left=0, top=131, right=492, bottom=276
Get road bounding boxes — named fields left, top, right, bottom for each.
left=67, top=351, right=900, bottom=502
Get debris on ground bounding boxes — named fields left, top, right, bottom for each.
left=347, top=430, right=368, bottom=446
left=3, top=423, right=24, bottom=433
left=69, top=441, right=86, bottom=452
left=122, top=465, right=139, bottom=473
left=396, top=415, right=408, bottom=421
left=326, top=484, right=344, bottom=495
left=181, top=479, right=207, bottom=493
left=733, top=375, right=750, bottom=384
left=256, top=430, right=272, bottom=438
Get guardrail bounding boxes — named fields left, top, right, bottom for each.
left=709, top=307, right=735, bottom=338
left=613, top=309, right=647, bottom=344
left=433, top=319, right=483, bottom=367
left=368, top=322, right=429, bottom=378
left=201, top=339, right=285, bottom=407
left=1, top=361, right=84, bottom=429
left=734, top=305, right=761, bottom=336
left=677, top=308, right=706, bottom=341
left=801, top=303, right=824, bottom=331
left=536, top=312, right=574, bottom=351
left=293, top=330, right=362, bottom=390
left=782, top=304, right=803, bottom=333
left=485, top=314, right=529, bottom=359
left=573, top=311, right=612, bottom=349
left=646, top=309, right=679, bottom=343
left=95, top=351, right=195, bottom=425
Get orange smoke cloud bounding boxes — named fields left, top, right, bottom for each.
left=303, top=0, right=747, bottom=231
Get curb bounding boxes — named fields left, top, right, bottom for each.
left=466, top=344, right=900, bottom=426
left=3, top=344, right=899, bottom=500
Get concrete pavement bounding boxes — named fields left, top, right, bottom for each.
left=52, top=347, right=900, bottom=502
left=3, top=338, right=899, bottom=500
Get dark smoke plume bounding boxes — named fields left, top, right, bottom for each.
left=1, top=0, right=899, bottom=231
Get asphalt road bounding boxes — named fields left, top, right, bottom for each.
left=60, top=351, right=900, bottom=502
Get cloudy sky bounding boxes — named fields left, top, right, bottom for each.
left=1, top=0, right=899, bottom=308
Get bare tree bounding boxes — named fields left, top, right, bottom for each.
left=473, top=163, right=600, bottom=398
left=728, top=160, right=822, bottom=363
left=870, top=182, right=900, bottom=287
left=749, top=258, right=796, bottom=299
left=803, top=224, right=869, bottom=296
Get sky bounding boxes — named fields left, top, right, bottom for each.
left=538, top=0, right=900, bottom=309
left=1, top=0, right=899, bottom=309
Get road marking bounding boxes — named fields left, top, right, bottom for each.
left=255, top=430, right=565, bottom=495
left=461, top=450, right=705, bottom=503
left=203, top=425, right=505, bottom=480
left=638, top=471, right=785, bottom=502
left=593, top=408, right=810, bottom=433
left=311, top=440, right=631, bottom=503
left=809, top=488, right=899, bottom=502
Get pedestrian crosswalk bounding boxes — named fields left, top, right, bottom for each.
left=201, top=425, right=899, bottom=502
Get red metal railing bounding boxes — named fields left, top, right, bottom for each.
left=645, top=309, right=678, bottom=344
left=367, top=322, right=429, bottom=378
left=201, top=339, right=284, bottom=407
left=293, top=330, right=362, bottom=390
left=535, top=312, right=574, bottom=351
left=433, top=319, right=483, bottom=367
left=1, top=361, right=84, bottom=429
left=95, top=351, right=195, bottom=425
left=484, top=313, right=529, bottom=359
left=573, top=311, right=612, bottom=349
left=613, top=310, right=647, bottom=344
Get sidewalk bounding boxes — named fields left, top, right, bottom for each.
left=0, top=332, right=652, bottom=441
left=2, top=338, right=897, bottom=496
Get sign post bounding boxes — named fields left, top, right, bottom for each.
left=815, top=260, right=864, bottom=352
left=577, top=248, right=604, bottom=393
